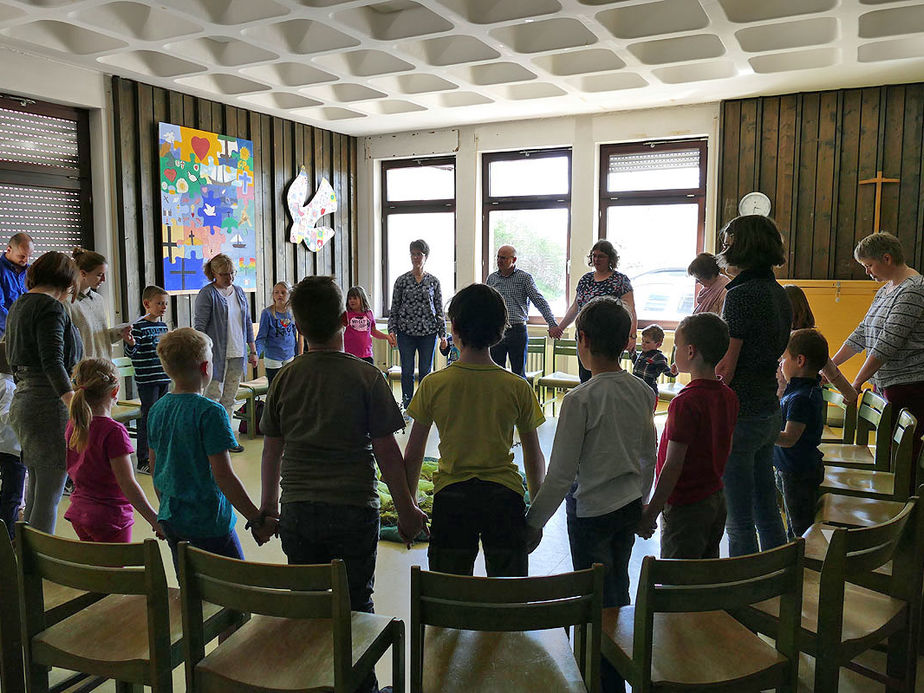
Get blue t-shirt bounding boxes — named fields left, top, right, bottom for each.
left=773, top=376, right=824, bottom=474
left=148, top=393, right=238, bottom=538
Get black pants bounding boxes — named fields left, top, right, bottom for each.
left=775, top=466, right=823, bottom=540
left=0, top=451, right=25, bottom=539
left=137, top=382, right=169, bottom=464
left=489, top=323, right=529, bottom=378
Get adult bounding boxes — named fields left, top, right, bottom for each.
left=552, top=240, right=637, bottom=382
left=387, top=239, right=447, bottom=411
left=688, top=252, right=729, bottom=315
left=0, top=232, right=34, bottom=337
left=715, top=215, right=791, bottom=557
left=485, top=244, right=558, bottom=377
left=7, top=251, right=82, bottom=534
left=193, top=253, right=257, bottom=453
left=69, top=247, right=134, bottom=360
left=833, top=232, right=924, bottom=459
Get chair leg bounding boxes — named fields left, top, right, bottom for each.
left=392, top=619, right=405, bottom=693
left=114, top=683, right=143, bottom=693
left=886, top=623, right=913, bottom=693
left=813, top=655, right=840, bottom=692
left=27, top=661, right=49, bottom=693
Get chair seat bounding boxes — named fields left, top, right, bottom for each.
left=537, top=371, right=580, bottom=389
left=116, top=398, right=142, bottom=408
left=387, top=366, right=420, bottom=381
left=751, top=569, right=906, bottom=646
left=801, top=523, right=893, bottom=577
left=819, top=443, right=874, bottom=466
left=196, top=612, right=394, bottom=691
left=421, top=626, right=585, bottom=693
left=821, top=467, right=894, bottom=497
left=239, top=376, right=269, bottom=397
left=657, top=382, right=685, bottom=402
left=524, top=369, right=542, bottom=386
left=603, top=606, right=786, bottom=687
left=111, top=403, right=141, bottom=424
left=815, top=493, right=907, bottom=527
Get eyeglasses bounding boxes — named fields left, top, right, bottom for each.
left=589, top=253, right=609, bottom=260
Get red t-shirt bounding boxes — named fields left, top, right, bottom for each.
left=64, top=416, right=136, bottom=532
left=656, top=379, right=739, bottom=507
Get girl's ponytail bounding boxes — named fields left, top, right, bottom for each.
left=68, top=358, right=120, bottom=453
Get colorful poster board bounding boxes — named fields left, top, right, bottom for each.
left=158, top=122, right=256, bottom=293
left=287, top=167, right=337, bottom=252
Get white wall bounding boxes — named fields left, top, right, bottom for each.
left=358, top=102, right=721, bottom=314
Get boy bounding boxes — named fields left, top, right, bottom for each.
left=149, top=328, right=266, bottom=566
left=774, top=328, right=828, bottom=540
left=123, top=285, right=171, bottom=474
left=405, top=283, right=546, bottom=577
left=632, top=324, right=677, bottom=399
left=638, top=313, right=739, bottom=559
left=258, top=277, right=425, bottom=692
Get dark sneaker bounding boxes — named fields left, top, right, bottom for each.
left=136, top=461, right=151, bottom=475
left=63, top=478, right=74, bottom=496
left=230, top=444, right=245, bottom=453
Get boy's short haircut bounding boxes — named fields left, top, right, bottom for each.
left=787, top=328, right=829, bottom=373
left=290, top=276, right=343, bottom=344
left=641, top=324, right=665, bottom=343
left=575, top=297, right=631, bottom=361
left=675, top=313, right=729, bottom=367
left=142, top=284, right=168, bottom=302
left=854, top=231, right=905, bottom=265
left=447, top=283, right=507, bottom=349
left=157, top=327, right=212, bottom=379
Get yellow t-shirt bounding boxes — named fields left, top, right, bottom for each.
left=407, top=361, right=546, bottom=496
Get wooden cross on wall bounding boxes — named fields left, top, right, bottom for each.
left=859, top=170, right=900, bottom=234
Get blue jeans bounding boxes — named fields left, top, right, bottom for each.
left=137, top=382, right=168, bottom=465
left=161, top=522, right=244, bottom=572
left=490, top=324, right=528, bottom=378
left=723, top=411, right=787, bottom=557
left=397, top=332, right=436, bottom=408
left=0, top=452, right=25, bottom=539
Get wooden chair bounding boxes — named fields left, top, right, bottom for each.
left=603, top=541, right=804, bottom=692
left=657, top=345, right=685, bottom=404
left=524, top=335, right=547, bottom=391
left=0, top=519, right=24, bottom=693
left=15, top=523, right=236, bottom=692
left=738, top=495, right=923, bottom=692
left=537, top=339, right=581, bottom=414
left=820, top=390, right=892, bottom=471
left=819, top=409, right=917, bottom=506
left=234, top=376, right=267, bottom=440
left=821, top=385, right=858, bottom=444
left=410, top=564, right=604, bottom=693
left=178, top=547, right=404, bottom=692
left=111, top=356, right=142, bottom=430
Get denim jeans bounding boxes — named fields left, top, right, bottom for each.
left=775, top=466, right=823, bottom=541
left=723, top=411, right=787, bottom=557
left=396, top=332, right=436, bottom=408
left=161, top=522, right=244, bottom=572
left=489, top=324, right=529, bottom=378
left=136, top=382, right=168, bottom=464
left=0, top=451, right=25, bottom=539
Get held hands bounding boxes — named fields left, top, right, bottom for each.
left=636, top=506, right=658, bottom=540
left=525, top=525, right=543, bottom=554
left=670, top=363, right=678, bottom=376
left=398, top=504, right=429, bottom=550
left=151, top=521, right=166, bottom=540
left=120, top=325, right=135, bottom=347
left=248, top=509, right=280, bottom=546
left=548, top=325, right=564, bottom=339
left=387, top=333, right=397, bottom=347
left=248, top=353, right=259, bottom=369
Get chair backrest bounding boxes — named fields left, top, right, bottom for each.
left=177, top=545, right=353, bottom=687
left=633, top=540, right=804, bottom=686
left=411, top=564, right=604, bottom=691
left=890, top=409, right=917, bottom=501
left=855, top=390, right=893, bottom=469
left=550, top=338, right=577, bottom=371
left=0, top=521, right=24, bottom=693
left=821, top=386, right=858, bottom=444
left=525, top=336, right=546, bottom=375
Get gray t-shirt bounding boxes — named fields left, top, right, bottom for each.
left=260, top=351, right=404, bottom=508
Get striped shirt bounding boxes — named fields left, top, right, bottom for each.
left=124, top=317, right=170, bottom=386
left=486, top=268, right=557, bottom=327
left=845, top=275, right=924, bottom=389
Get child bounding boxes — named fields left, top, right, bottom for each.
left=439, top=333, right=460, bottom=366
left=631, top=324, right=677, bottom=399
left=775, top=328, right=828, bottom=540
left=406, top=283, right=546, bottom=577
left=526, top=296, right=655, bottom=693
left=343, top=285, right=395, bottom=364
left=63, top=358, right=161, bottom=542
left=255, top=282, right=299, bottom=386
left=0, top=344, right=23, bottom=540
left=149, top=328, right=267, bottom=565
left=637, top=313, right=739, bottom=559
left=123, top=285, right=171, bottom=475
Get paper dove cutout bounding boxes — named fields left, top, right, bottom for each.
left=286, top=167, right=338, bottom=252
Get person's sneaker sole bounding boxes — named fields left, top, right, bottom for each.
left=230, top=445, right=245, bottom=453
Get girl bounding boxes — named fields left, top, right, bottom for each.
left=345, top=286, right=395, bottom=364
left=64, top=358, right=161, bottom=542
left=255, top=281, right=299, bottom=386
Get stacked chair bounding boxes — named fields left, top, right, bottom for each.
left=537, top=339, right=581, bottom=414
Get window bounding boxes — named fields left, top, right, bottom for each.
left=482, top=148, right=571, bottom=319
left=599, top=139, right=706, bottom=327
left=382, top=157, right=455, bottom=315
left=0, top=95, right=93, bottom=255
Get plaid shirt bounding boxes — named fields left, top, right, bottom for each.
left=486, top=268, right=557, bottom=327
left=632, top=349, right=673, bottom=395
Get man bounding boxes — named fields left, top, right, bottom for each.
left=486, top=244, right=558, bottom=377
left=0, top=233, right=33, bottom=337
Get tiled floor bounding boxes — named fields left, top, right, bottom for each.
left=45, top=405, right=922, bottom=692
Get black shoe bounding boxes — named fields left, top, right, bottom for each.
left=63, top=478, right=74, bottom=496
left=136, top=461, right=151, bottom=475
left=230, top=444, right=245, bottom=453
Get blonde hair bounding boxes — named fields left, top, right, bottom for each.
left=68, top=359, right=119, bottom=453
left=157, top=327, right=212, bottom=380
left=268, top=281, right=291, bottom=319
left=203, top=253, right=234, bottom=282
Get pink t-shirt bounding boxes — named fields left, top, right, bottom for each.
left=343, top=309, right=375, bottom=359
left=64, top=416, right=136, bottom=532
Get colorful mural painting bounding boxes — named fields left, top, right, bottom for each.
left=158, top=122, right=256, bottom=292
left=286, top=167, right=338, bottom=252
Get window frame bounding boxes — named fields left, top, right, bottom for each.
left=381, top=155, right=456, bottom=317
left=598, top=138, right=707, bottom=329
left=480, top=147, right=573, bottom=323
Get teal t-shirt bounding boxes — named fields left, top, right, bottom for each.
left=148, top=393, right=238, bottom=538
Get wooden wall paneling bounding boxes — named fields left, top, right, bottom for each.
left=817, top=91, right=841, bottom=280
left=282, top=119, right=295, bottom=285
left=900, top=84, right=924, bottom=269
left=737, top=99, right=759, bottom=201
left=293, top=122, right=306, bottom=282
left=880, top=85, right=904, bottom=239
left=112, top=79, right=138, bottom=330
left=312, top=128, right=328, bottom=276
left=854, top=87, right=882, bottom=278
left=758, top=96, right=780, bottom=206
left=168, top=90, right=189, bottom=329
left=334, top=133, right=346, bottom=291
left=719, top=100, right=740, bottom=226
left=322, top=129, right=334, bottom=278
left=775, top=95, right=798, bottom=271
left=249, top=110, right=265, bottom=308
left=349, top=138, right=358, bottom=285
left=834, top=89, right=862, bottom=278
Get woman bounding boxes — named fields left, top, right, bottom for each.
left=388, top=239, right=447, bottom=412
left=833, top=232, right=924, bottom=458
left=715, top=215, right=790, bottom=557
left=7, top=251, right=83, bottom=534
left=553, top=240, right=637, bottom=382
left=688, top=252, right=730, bottom=315
left=70, top=247, right=133, bottom=359
left=193, top=253, right=257, bottom=452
